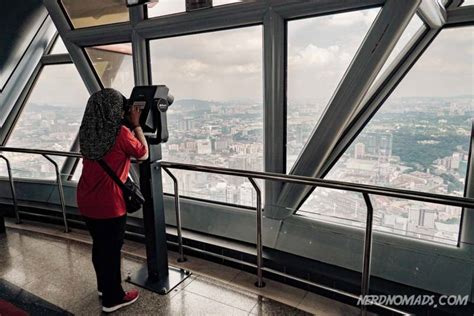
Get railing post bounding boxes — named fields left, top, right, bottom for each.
left=0, top=155, right=20, bottom=224
left=361, top=193, right=374, bottom=316
left=248, top=177, right=265, bottom=288
left=162, top=167, right=186, bottom=263
left=42, top=154, right=69, bottom=233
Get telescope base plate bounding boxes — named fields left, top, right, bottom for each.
left=126, top=264, right=191, bottom=295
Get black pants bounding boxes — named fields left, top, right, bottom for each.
left=84, top=215, right=126, bottom=306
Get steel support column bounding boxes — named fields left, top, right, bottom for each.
left=262, top=8, right=287, bottom=219
left=127, top=4, right=191, bottom=295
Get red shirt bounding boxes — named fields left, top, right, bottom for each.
left=77, top=126, right=147, bottom=219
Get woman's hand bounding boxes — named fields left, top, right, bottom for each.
left=129, top=105, right=142, bottom=127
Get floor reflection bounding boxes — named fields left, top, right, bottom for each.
left=1, top=226, right=329, bottom=315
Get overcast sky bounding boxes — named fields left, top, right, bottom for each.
left=30, top=4, right=473, bottom=108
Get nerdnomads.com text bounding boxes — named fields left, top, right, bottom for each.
left=357, top=295, right=469, bottom=308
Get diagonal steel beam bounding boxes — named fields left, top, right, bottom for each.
left=43, top=0, right=102, bottom=93
left=316, top=26, right=441, bottom=204
left=297, top=0, right=451, bottom=211
left=292, top=0, right=449, bottom=211
left=446, top=5, right=474, bottom=26
left=417, top=0, right=447, bottom=28
left=276, top=0, right=421, bottom=215
left=43, top=0, right=102, bottom=181
left=0, top=15, right=54, bottom=141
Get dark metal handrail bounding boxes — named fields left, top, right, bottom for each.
left=160, top=161, right=474, bottom=209
left=0, top=147, right=81, bottom=158
left=0, top=147, right=77, bottom=232
left=2, top=146, right=473, bottom=209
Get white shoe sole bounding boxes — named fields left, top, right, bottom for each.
left=102, top=295, right=139, bottom=313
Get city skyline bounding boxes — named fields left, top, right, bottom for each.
left=0, top=94, right=470, bottom=245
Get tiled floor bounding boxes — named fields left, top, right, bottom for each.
left=1, top=221, right=363, bottom=315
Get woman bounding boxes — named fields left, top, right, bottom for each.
left=77, top=88, right=148, bottom=313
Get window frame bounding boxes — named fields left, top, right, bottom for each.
left=299, top=20, right=432, bottom=198
left=58, top=0, right=131, bottom=30
left=3, top=34, right=74, bottom=141
left=148, top=25, right=265, bottom=207
left=285, top=7, right=384, bottom=173
left=296, top=24, right=474, bottom=247
left=56, top=0, right=388, bottom=209
left=2, top=34, right=83, bottom=181
left=0, top=8, right=49, bottom=92
left=44, top=0, right=474, bottom=248
left=82, top=42, right=135, bottom=96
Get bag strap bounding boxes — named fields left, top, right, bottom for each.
left=97, top=159, right=128, bottom=192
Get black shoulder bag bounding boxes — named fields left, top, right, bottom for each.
left=98, top=160, right=145, bottom=214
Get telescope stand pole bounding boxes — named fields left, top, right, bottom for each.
left=127, top=145, right=191, bottom=294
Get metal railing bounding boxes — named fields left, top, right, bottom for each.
left=0, top=147, right=80, bottom=232
left=160, top=161, right=474, bottom=316
left=0, top=155, right=20, bottom=224
left=2, top=147, right=474, bottom=315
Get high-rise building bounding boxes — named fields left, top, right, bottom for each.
left=408, top=207, right=436, bottom=229
left=177, top=117, right=195, bottom=131
left=360, top=132, right=392, bottom=158
left=197, top=139, right=212, bottom=154
left=451, top=152, right=461, bottom=170
left=354, top=142, right=365, bottom=159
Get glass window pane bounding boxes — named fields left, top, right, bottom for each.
left=0, top=3, right=45, bottom=90
left=150, top=26, right=263, bottom=206
left=61, top=0, right=129, bottom=29
left=371, top=14, right=425, bottom=87
left=85, top=43, right=134, bottom=97
left=72, top=159, right=82, bottom=181
left=147, top=1, right=185, bottom=17
left=298, top=189, right=367, bottom=228
left=1, top=65, right=89, bottom=179
left=50, top=36, right=68, bottom=54
left=286, top=9, right=380, bottom=171
left=147, top=0, right=253, bottom=18
left=300, top=27, right=474, bottom=245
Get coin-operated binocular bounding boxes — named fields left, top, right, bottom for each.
left=128, top=85, right=174, bottom=145
left=126, top=85, right=191, bottom=295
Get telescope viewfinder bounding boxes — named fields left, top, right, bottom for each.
left=129, top=85, right=173, bottom=145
